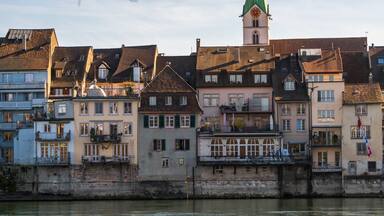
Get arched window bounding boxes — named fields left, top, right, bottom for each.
left=252, top=19, right=259, bottom=27
left=226, top=138, right=238, bottom=157
left=248, top=138, right=259, bottom=157
left=98, top=64, right=108, bottom=80
left=211, top=139, right=223, bottom=157
left=252, top=32, right=259, bottom=45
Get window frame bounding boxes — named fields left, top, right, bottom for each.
left=57, top=104, right=67, bottom=115
left=355, top=105, right=368, bottom=116
left=149, top=96, right=157, bottom=106
left=165, top=115, right=175, bottom=128
left=80, top=123, right=89, bottom=136
left=95, top=102, right=103, bottom=115
left=180, top=115, right=191, bottom=128
left=149, top=115, right=159, bottom=128
left=124, top=102, right=132, bottom=114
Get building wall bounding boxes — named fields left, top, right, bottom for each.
left=342, top=104, right=383, bottom=176
left=13, top=128, right=35, bottom=165
left=73, top=99, right=139, bottom=165
left=138, top=114, right=199, bottom=181
left=53, top=100, right=74, bottom=119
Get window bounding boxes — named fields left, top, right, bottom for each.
left=368, top=161, right=377, bottom=172
left=165, top=96, right=172, bottom=106
left=228, top=94, right=244, bottom=106
left=229, top=74, right=243, bottom=84
left=3, top=132, right=13, bottom=141
left=113, top=144, right=130, bottom=160
left=84, top=144, right=100, bottom=159
left=58, top=104, right=67, bottom=114
left=297, top=104, right=306, bottom=115
left=296, top=119, right=305, bottom=131
left=175, top=139, right=190, bottom=151
left=180, top=115, right=191, bottom=128
left=44, top=124, right=51, bottom=133
left=153, top=139, right=166, bottom=151
left=318, top=110, right=335, bottom=121
left=284, top=80, right=295, bottom=91
left=80, top=102, right=88, bottom=115
left=180, top=96, right=187, bottom=106
left=56, top=69, right=63, bottom=78
left=307, top=75, right=324, bottom=82
left=357, top=142, right=367, bottom=155
left=318, top=152, right=328, bottom=167
left=351, top=126, right=371, bottom=139
left=80, top=123, right=89, bottom=136
left=253, top=96, right=269, bottom=112
left=252, top=32, right=259, bottom=44
left=252, top=19, right=259, bottom=27
left=213, top=165, right=224, bottom=174
left=378, top=57, right=384, bottom=65
left=211, top=139, right=224, bottom=157
left=348, top=161, right=357, bottom=175
left=95, top=123, right=104, bottom=135
left=355, top=105, right=367, bottom=116
left=329, top=75, right=335, bottom=81
left=149, top=96, right=157, bottom=106
left=335, top=152, right=340, bottom=167
left=39, top=143, right=68, bottom=162
left=162, top=158, right=169, bottom=168
left=3, top=112, right=12, bottom=122
left=318, top=90, right=335, bottom=102
left=109, top=102, right=118, bottom=114
left=54, top=89, right=64, bottom=96
left=124, top=102, right=132, bottom=114
left=283, top=120, right=291, bottom=131
left=95, top=102, right=103, bottom=114
left=5, top=93, right=14, bottom=101
left=281, top=104, right=290, bottom=115
left=123, top=122, right=132, bottom=135
left=25, top=73, right=33, bottom=83
left=165, top=116, right=175, bottom=128
left=203, top=94, right=219, bottom=107
left=254, top=74, right=267, bottom=84
left=149, top=116, right=159, bottom=128
left=205, top=75, right=218, bottom=83
left=178, top=158, right=185, bottom=166
left=98, top=64, right=108, bottom=79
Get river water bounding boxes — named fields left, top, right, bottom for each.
left=1, top=199, right=384, bottom=215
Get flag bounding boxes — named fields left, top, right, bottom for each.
left=365, top=135, right=372, bottom=157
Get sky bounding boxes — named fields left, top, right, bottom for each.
left=0, top=0, right=383, bottom=55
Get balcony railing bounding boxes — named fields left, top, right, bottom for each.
left=0, top=82, right=45, bottom=89
left=199, top=125, right=276, bottom=134
left=0, top=122, right=33, bottom=130
left=82, top=155, right=134, bottom=164
left=198, top=155, right=309, bottom=165
left=220, top=103, right=272, bottom=113
left=312, top=162, right=342, bottom=172
left=90, top=133, right=122, bottom=143
left=0, top=101, right=32, bottom=110
left=312, top=138, right=341, bottom=147
left=36, top=155, right=70, bottom=166
left=31, top=98, right=46, bottom=107
left=35, top=131, right=71, bottom=141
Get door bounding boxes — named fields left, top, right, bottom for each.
left=56, top=123, right=64, bottom=138
left=110, top=124, right=118, bottom=137
left=348, top=161, right=357, bottom=175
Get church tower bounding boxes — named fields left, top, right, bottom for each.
left=242, top=0, right=270, bottom=46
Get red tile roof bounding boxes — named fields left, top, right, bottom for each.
left=301, top=49, right=343, bottom=73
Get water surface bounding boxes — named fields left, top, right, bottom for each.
left=1, top=199, right=384, bottom=215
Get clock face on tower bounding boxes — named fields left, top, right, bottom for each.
left=251, top=7, right=261, bottom=18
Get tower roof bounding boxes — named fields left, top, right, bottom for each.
left=242, top=0, right=269, bottom=16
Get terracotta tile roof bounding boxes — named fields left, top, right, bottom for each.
left=343, top=83, right=383, bottom=105
left=0, top=29, right=57, bottom=71
left=112, top=45, right=157, bottom=82
left=301, top=49, right=343, bottom=73
left=196, top=46, right=275, bottom=72
left=271, top=37, right=367, bottom=55
left=88, top=48, right=121, bottom=81
left=51, top=46, right=92, bottom=85
left=140, top=65, right=202, bottom=114
left=342, top=52, right=370, bottom=84
left=156, top=55, right=196, bottom=87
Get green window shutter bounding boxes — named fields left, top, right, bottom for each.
left=185, top=139, right=190, bottom=151
left=153, top=140, right=157, bottom=151
left=161, top=140, right=166, bottom=151
left=144, top=115, right=149, bottom=128
left=159, top=115, right=165, bottom=128
left=175, top=115, right=180, bottom=128
left=190, top=115, right=196, bottom=128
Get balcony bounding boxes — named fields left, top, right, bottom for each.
left=32, top=98, right=46, bottom=107
left=82, top=155, right=134, bottom=164
left=0, top=82, right=45, bottom=90
left=90, top=133, right=122, bottom=144
left=0, top=122, right=33, bottom=130
left=0, top=101, right=32, bottom=110
left=198, top=155, right=309, bottom=166
left=199, top=125, right=276, bottom=135
left=312, top=129, right=342, bottom=147
left=36, top=155, right=70, bottom=166
left=312, top=137, right=341, bottom=147
left=220, top=102, right=272, bottom=114
left=35, top=131, right=71, bottom=142
left=312, top=162, right=342, bottom=172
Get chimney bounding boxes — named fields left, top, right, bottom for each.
left=371, top=43, right=375, bottom=48
left=196, top=38, right=201, bottom=52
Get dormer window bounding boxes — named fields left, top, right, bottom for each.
left=149, top=96, right=157, bottom=106
left=255, top=74, right=267, bottom=84
left=98, top=64, right=108, bottom=80
left=180, top=96, right=187, bottom=106
left=230, top=74, right=243, bottom=84
left=133, top=65, right=142, bottom=82
left=165, top=96, right=172, bottom=106
left=56, top=69, right=63, bottom=78
left=205, top=74, right=218, bottom=83
left=284, top=80, right=295, bottom=91
left=378, top=57, right=384, bottom=65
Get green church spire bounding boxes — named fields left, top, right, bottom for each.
left=242, top=0, right=269, bottom=16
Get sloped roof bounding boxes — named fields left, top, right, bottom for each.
left=196, top=46, right=275, bottom=72
left=242, top=0, right=269, bottom=15
left=342, top=52, right=370, bottom=84
left=51, top=46, right=92, bottom=83
left=270, top=37, right=367, bottom=55
left=112, top=45, right=157, bottom=81
left=88, top=48, right=121, bottom=81
left=301, top=49, right=343, bottom=73
left=156, top=55, right=196, bottom=87
left=343, top=83, right=383, bottom=105
left=0, top=29, right=56, bottom=71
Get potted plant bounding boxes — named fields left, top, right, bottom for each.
left=234, top=118, right=245, bottom=132
left=90, top=128, right=96, bottom=142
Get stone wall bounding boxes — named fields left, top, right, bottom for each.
left=311, top=172, right=342, bottom=196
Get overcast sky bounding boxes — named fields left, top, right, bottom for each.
left=0, top=0, right=382, bottom=55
